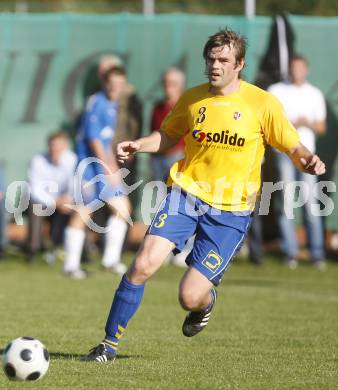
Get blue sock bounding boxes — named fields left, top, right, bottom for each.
left=204, top=288, right=216, bottom=312
left=103, top=274, right=145, bottom=353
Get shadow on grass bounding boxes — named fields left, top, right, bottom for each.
left=225, top=278, right=279, bottom=288
left=51, top=352, right=142, bottom=361
left=0, top=349, right=141, bottom=360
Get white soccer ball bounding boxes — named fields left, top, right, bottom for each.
left=2, top=337, right=50, bottom=381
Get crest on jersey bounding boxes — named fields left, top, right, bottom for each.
left=101, top=126, right=114, bottom=139
left=233, top=111, right=242, bottom=120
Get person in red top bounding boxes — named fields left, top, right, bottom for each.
left=150, top=67, right=191, bottom=266
left=150, top=67, right=186, bottom=182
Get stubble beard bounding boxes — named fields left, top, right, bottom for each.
left=208, top=75, right=227, bottom=93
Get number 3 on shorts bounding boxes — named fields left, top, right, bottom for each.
left=154, top=213, right=168, bottom=228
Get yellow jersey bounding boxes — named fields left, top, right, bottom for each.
left=161, top=80, right=300, bottom=212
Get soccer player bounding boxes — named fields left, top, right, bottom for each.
left=82, top=28, right=325, bottom=362
left=63, top=66, right=131, bottom=279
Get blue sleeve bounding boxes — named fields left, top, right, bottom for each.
left=82, top=96, right=104, bottom=142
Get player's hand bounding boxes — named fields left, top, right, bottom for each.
left=55, top=195, right=73, bottom=214
left=116, top=141, right=141, bottom=164
left=300, top=154, right=326, bottom=175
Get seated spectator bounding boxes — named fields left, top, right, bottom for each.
left=26, top=131, right=77, bottom=263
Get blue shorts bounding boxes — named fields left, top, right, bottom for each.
left=148, top=187, right=252, bottom=286
left=74, top=173, right=125, bottom=210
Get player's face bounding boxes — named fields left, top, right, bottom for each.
left=105, top=74, right=126, bottom=101
left=48, top=137, right=67, bottom=165
left=290, top=59, right=308, bottom=85
left=206, top=45, right=244, bottom=91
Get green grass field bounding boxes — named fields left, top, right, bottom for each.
left=0, top=250, right=337, bottom=390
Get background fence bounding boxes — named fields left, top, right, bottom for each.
left=0, top=13, right=337, bottom=227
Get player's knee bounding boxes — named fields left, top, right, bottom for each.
left=179, top=289, right=201, bottom=311
left=70, top=207, right=88, bottom=229
left=129, top=252, right=153, bottom=283
left=120, top=198, right=132, bottom=219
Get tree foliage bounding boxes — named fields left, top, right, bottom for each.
left=1, top=0, right=338, bottom=16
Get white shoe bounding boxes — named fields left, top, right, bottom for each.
left=43, top=251, right=57, bottom=265
left=314, top=260, right=327, bottom=272
left=285, top=258, right=298, bottom=270
left=64, top=269, right=88, bottom=280
left=104, top=263, right=128, bottom=276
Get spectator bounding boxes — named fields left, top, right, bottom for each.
left=268, top=55, right=327, bottom=270
left=150, top=67, right=186, bottom=183
left=26, top=131, right=76, bottom=263
left=248, top=203, right=264, bottom=266
left=150, top=67, right=191, bottom=266
left=247, top=161, right=265, bottom=266
left=63, top=67, right=131, bottom=279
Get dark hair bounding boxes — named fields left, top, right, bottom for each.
left=47, top=130, right=68, bottom=144
left=102, top=66, right=126, bottom=83
left=290, top=54, right=308, bottom=65
left=203, top=28, right=247, bottom=65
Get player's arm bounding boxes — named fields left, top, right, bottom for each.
left=89, top=139, right=117, bottom=170
left=84, top=98, right=121, bottom=181
left=116, top=130, right=177, bottom=164
left=287, top=142, right=325, bottom=175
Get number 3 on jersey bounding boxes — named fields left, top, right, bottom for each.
left=197, top=106, right=207, bottom=123
left=154, top=213, right=168, bottom=228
